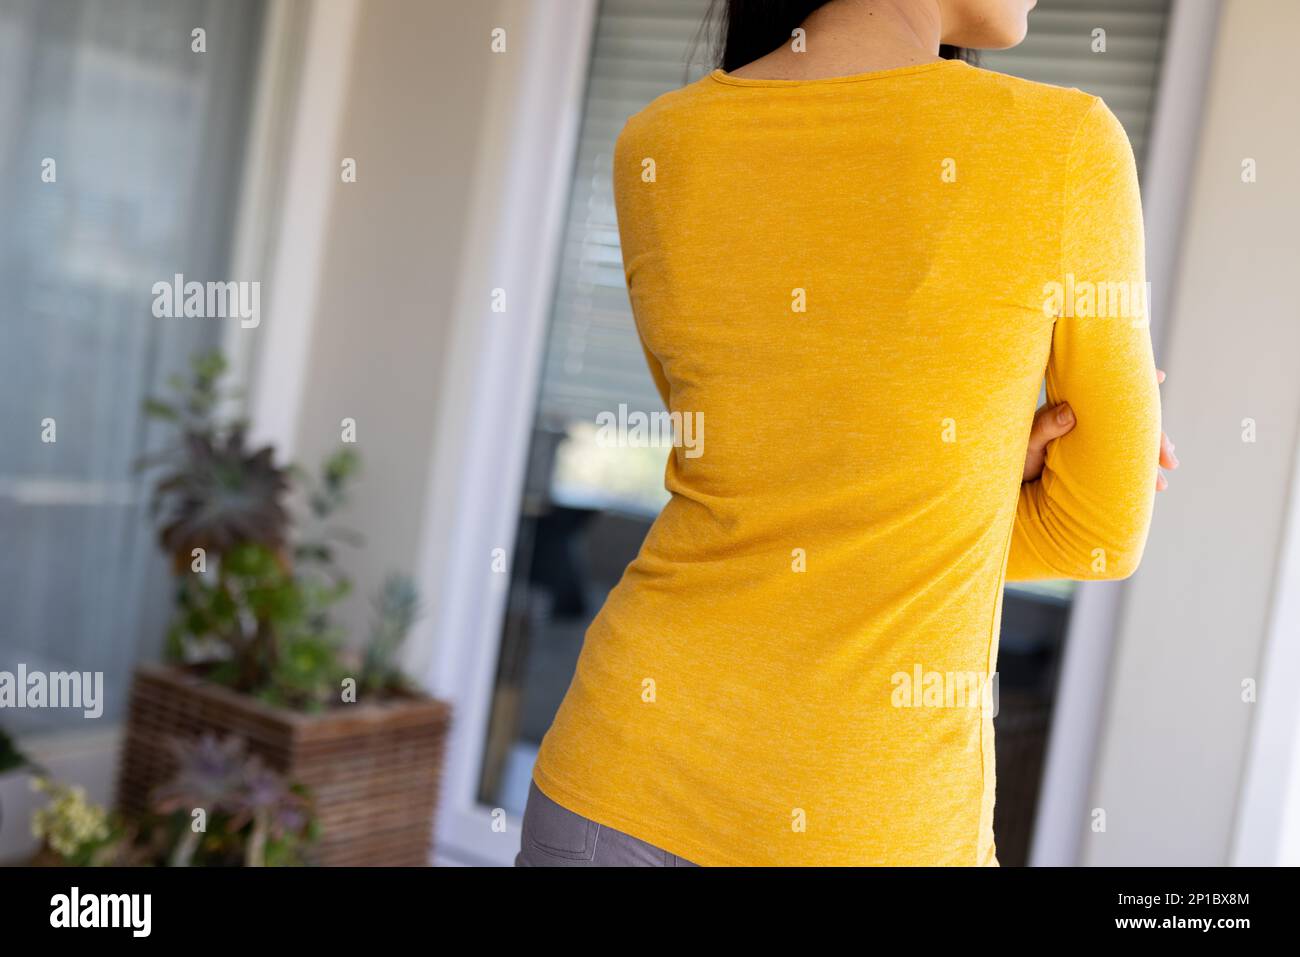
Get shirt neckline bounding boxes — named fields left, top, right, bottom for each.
left=709, top=59, right=965, bottom=88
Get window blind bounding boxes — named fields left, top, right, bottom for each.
left=535, top=0, right=1172, bottom=428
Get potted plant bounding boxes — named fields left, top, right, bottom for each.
left=116, top=352, right=451, bottom=866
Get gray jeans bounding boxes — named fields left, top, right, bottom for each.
left=515, top=782, right=699, bottom=867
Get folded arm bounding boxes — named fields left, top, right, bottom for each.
left=1007, top=99, right=1162, bottom=582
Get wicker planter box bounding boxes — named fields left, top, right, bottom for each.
left=116, top=664, right=451, bottom=866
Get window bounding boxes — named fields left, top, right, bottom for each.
left=477, top=0, right=1172, bottom=865
left=0, top=0, right=265, bottom=734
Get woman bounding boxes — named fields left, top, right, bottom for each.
left=518, top=0, right=1177, bottom=866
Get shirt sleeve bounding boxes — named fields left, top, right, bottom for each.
left=637, top=327, right=671, bottom=410
left=1006, top=98, right=1162, bottom=581
left=614, top=115, right=672, bottom=412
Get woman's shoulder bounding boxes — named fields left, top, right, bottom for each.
left=612, top=75, right=721, bottom=168
left=618, top=75, right=716, bottom=136
left=955, top=63, right=1100, bottom=125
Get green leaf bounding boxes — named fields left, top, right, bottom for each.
left=142, top=398, right=180, bottom=421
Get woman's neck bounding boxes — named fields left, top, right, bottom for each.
left=726, top=0, right=945, bottom=80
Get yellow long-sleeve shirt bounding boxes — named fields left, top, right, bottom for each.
left=534, top=59, right=1160, bottom=866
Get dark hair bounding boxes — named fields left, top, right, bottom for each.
left=703, top=0, right=978, bottom=73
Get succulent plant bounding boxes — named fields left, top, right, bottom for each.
left=151, top=427, right=291, bottom=570
left=143, top=351, right=293, bottom=571
left=226, top=758, right=312, bottom=867
left=151, top=734, right=314, bottom=867
left=361, top=574, right=421, bottom=695
left=152, top=734, right=248, bottom=817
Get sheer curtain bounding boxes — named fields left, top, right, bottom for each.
left=0, top=0, right=264, bottom=734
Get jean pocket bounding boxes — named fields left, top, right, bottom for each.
left=523, top=783, right=599, bottom=862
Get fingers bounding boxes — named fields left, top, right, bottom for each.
left=1022, top=403, right=1074, bottom=483
left=1028, top=402, right=1075, bottom=451
left=1155, top=370, right=1175, bottom=491
left=1159, top=432, right=1178, bottom=469
left=1156, top=431, right=1178, bottom=491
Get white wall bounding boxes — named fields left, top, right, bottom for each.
left=1083, top=0, right=1300, bottom=865
left=285, top=0, right=506, bottom=652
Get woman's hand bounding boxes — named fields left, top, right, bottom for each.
left=1023, top=369, right=1179, bottom=488
left=1022, top=400, right=1075, bottom=482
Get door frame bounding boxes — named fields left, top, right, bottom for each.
left=1028, top=0, right=1222, bottom=866
left=415, top=0, right=599, bottom=866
